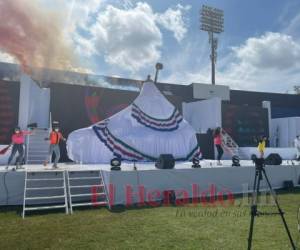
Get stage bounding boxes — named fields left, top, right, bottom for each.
left=0, top=161, right=299, bottom=206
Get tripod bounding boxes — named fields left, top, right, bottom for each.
left=247, top=158, right=296, bottom=250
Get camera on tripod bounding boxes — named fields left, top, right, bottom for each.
left=248, top=156, right=296, bottom=249
left=254, top=158, right=265, bottom=169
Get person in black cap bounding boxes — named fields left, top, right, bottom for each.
left=44, top=126, right=66, bottom=168
left=6, top=127, right=33, bottom=170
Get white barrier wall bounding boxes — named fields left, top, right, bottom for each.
left=18, top=74, right=50, bottom=129
left=182, top=97, right=222, bottom=133
left=271, top=117, right=300, bottom=147
left=0, top=164, right=299, bottom=206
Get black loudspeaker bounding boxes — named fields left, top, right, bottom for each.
left=155, top=154, right=175, bottom=169
left=265, top=153, right=282, bottom=165
left=283, top=180, right=294, bottom=189
left=27, top=123, right=37, bottom=128
left=110, top=166, right=121, bottom=171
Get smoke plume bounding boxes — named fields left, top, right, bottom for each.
left=0, top=0, right=76, bottom=74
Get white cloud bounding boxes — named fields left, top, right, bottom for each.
left=38, top=0, right=103, bottom=33
left=91, top=2, right=163, bottom=72
left=232, top=32, right=300, bottom=70
left=66, top=0, right=103, bottom=31
left=156, top=4, right=191, bottom=42
left=72, top=2, right=190, bottom=73
left=163, top=32, right=300, bottom=93
left=222, top=32, right=300, bottom=92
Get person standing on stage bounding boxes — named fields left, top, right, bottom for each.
left=44, top=127, right=66, bottom=168
left=213, top=127, right=223, bottom=165
left=294, top=135, right=300, bottom=161
left=257, top=136, right=267, bottom=159
left=6, top=127, right=33, bottom=170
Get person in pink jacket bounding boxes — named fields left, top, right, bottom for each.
left=6, top=126, right=33, bottom=170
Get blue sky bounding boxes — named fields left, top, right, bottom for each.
left=2, top=0, right=300, bottom=93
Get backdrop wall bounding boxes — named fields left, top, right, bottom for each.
left=271, top=117, right=300, bottom=147
left=18, top=75, right=50, bottom=129
left=222, top=103, right=269, bottom=147
left=182, top=98, right=222, bottom=133
left=0, top=80, right=20, bottom=144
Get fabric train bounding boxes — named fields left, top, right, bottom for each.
left=67, top=80, right=200, bottom=163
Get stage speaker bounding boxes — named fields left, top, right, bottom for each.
left=27, top=123, right=37, bottom=128
left=265, top=153, right=282, bottom=165
left=155, top=154, right=175, bottom=169
left=110, top=166, right=121, bottom=171
left=283, top=180, right=294, bottom=189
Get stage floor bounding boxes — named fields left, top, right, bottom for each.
left=0, top=160, right=243, bottom=173
left=0, top=159, right=270, bottom=172
left=0, top=161, right=299, bottom=206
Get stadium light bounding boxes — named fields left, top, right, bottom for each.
left=294, top=85, right=300, bottom=95
left=200, top=5, right=224, bottom=85
left=154, top=62, right=163, bottom=84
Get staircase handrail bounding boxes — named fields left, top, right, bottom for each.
left=221, top=128, right=239, bottom=156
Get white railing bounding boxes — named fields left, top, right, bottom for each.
left=25, top=132, right=30, bottom=164
left=221, top=129, right=239, bottom=156
left=49, top=112, right=52, bottom=131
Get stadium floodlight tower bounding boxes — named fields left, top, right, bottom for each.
left=200, top=5, right=224, bottom=85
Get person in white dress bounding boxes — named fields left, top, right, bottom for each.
left=294, top=135, right=300, bottom=161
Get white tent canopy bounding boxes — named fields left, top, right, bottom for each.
left=67, top=80, right=200, bottom=163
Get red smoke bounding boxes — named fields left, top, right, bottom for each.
left=0, top=0, right=74, bottom=74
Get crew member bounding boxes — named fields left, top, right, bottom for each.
left=44, top=127, right=66, bottom=168
left=214, top=127, right=223, bottom=165
left=294, top=135, right=300, bottom=161
left=6, top=127, right=33, bottom=170
left=257, top=136, right=267, bottom=159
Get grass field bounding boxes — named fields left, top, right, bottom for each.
left=0, top=189, right=299, bottom=250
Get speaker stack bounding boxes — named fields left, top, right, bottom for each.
left=155, top=154, right=175, bottom=169
left=265, top=153, right=282, bottom=166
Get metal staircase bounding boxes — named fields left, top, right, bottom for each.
left=26, top=128, right=50, bottom=164
left=221, top=129, right=240, bottom=156
left=66, top=170, right=109, bottom=214
left=22, top=170, right=68, bottom=218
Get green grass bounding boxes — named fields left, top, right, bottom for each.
left=0, top=189, right=299, bottom=250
